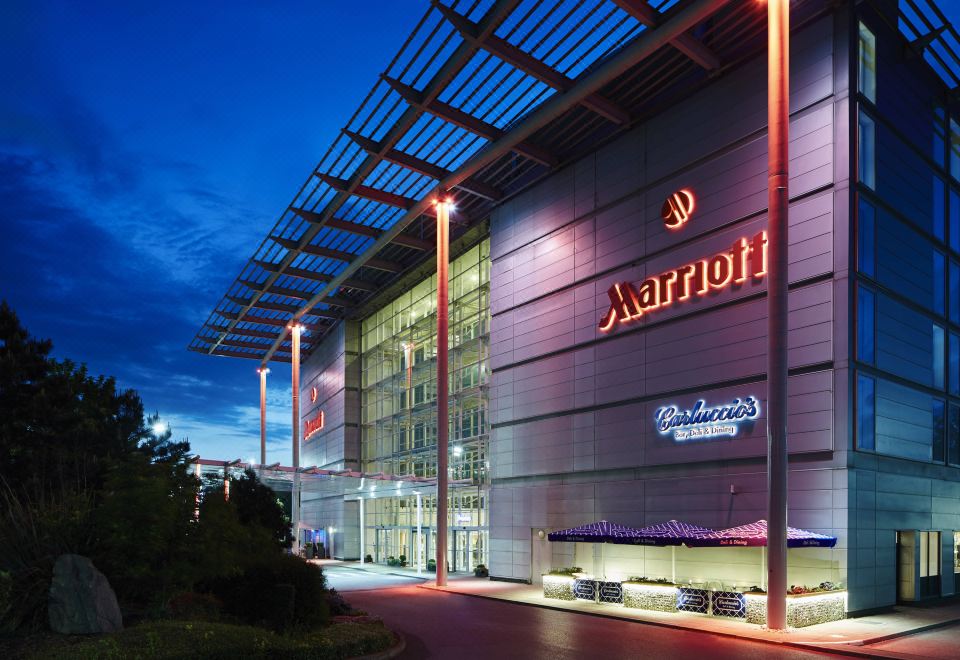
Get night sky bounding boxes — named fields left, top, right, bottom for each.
left=3, top=1, right=959, bottom=464
left=1, top=1, right=420, bottom=464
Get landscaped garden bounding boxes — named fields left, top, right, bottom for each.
left=0, top=302, right=398, bottom=658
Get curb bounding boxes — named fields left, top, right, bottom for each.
left=420, top=583, right=960, bottom=656
left=351, top=631, right=406, bottom=660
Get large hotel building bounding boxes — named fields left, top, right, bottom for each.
left=191, top=0, right=960, bottom=615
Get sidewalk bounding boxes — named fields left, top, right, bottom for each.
left=403, top=572, right=960, bottom=658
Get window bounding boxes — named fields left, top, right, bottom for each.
left=859, top=198, right=876, bottom=277
left=859, top=22, right=877, bottom=103
left=951, top=189, right=960, bottom=253
left=952, top=118, right=960, bottom=181
left=949, top=404, right=960, bottom=465
left=951, top=260, right=959, bottom=325
left=857, top=373, right=876, bottom=451
left=859, top=111, right=876, bottom=189
left=858, top=286, right=876, bottom=364
left=933, top=399, right=945, bottom=463
left=934, top=251, right=946, bottom=316
left=934, top=177, right=946, bottom=242
left=934, top=324, right=946, bottom=390
left=950, top=332, right=959, bottom=396
left=935, top=105, right=947, bottom=167
left=920, top=531, right=941, bottom=578
left=954, top=531, right=960, bottom=573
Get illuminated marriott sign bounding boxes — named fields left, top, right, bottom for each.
left=304, top=411, right=325, bottom=440
left=655, top=397, right=760, bottom=441
left=599, top=231, right=767, bottom=332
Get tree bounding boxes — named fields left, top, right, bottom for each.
left=228, top=469, right=293, bottom=549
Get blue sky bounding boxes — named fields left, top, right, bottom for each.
left=0, top=0, right=421, bottom=463
left=4, top=1, right=960, bottom=465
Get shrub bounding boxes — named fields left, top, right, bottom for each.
left=211, top=555, right=329, bottom=632
left=398, top=554, right=406, bottom=567
left=473, top=564, right=489, bottom=578
left=326, top=588, right=352, bottom=617
left=426, top=559, right=436, bottom=573
left=166, top=592, right=223, bottom=622
left=364, top=554, right=373, bottom=564
left=546, top=566, right=582, bottom=577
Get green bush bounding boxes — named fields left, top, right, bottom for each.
left=473, top=564, right=489, bottom=578
left=426, top=559, right=436, bottom=573
left=210, top=555, right=329, bottom=632
left=546, top=566, right=582, bottom=577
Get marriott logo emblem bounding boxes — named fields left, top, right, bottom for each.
left=599, top=231, right=768, bottom=333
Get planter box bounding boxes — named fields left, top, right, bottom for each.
left=622, top=583, right=678, bottom=612
left=744, top=591, right=846, bottom=628
left=542, top=575, right=575, bottom=601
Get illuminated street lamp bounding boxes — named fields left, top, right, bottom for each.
left=765, top=0, right=790, bottom=631
left=435, top=197, right=453, bottom=587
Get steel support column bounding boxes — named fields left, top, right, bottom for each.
left=359, top=498, right=365, bottom=564
left=259, top=367, right=268, bottom=468
left=416, top=492, right=423, bottom=576
left=766, top=0, right=789, bottom=632
left=435, top=199, right=451, bottom=587
left=291, top=324, right=302, bottom=556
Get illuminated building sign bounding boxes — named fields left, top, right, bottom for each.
left=304, top=410, right=325, bottom=440
left=310, top=386, right=318, bottom=403
left=599, top=231, right=767, bottom=333
left=655, top=396, right=760, bottom=441
left=662, top=189, right=695, bottom=229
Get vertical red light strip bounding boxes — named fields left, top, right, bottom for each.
left=291, top=324, right=302, bottom=557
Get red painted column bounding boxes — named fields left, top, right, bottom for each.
left=435, top=199, right=450, bottom=587
left=766, top=0, right=790, bottom=631
left=259, top=367, right=268, bottom=467
left=291, top=324, right=302, bottom=556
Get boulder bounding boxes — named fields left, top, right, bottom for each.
left=48, top=554, right=123, bottom=634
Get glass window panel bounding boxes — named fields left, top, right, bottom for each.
left=952, top=118, right=960, bottom=181
left=950, top=332, right=959, bottom=396
left=952, top=188, right=960, bottom=252
left=858, top=287, right=876, bottom=364
left=951, top=260, right=959, bottom=325
left=933, top=399, right=945, bottom=463
left=934, top=177, right=946, bottom=242
left=859, top=198, right=876, bottom=277
left=934, top=251, right=946, bottom=316
left=933, top=324, right=945, bottom=390
left=949, top=404, right=960, bottom=466
left=857, top=373, right=876, bottom=451
left=934, top=105, right=946, bottom=168
left=859, top=111, right=876, bottom=189
left=858, top=22, right=876, bottom=103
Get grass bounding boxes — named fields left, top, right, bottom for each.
left=7, top=619, right=395, bottom=660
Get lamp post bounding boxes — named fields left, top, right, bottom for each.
left=258, top=367, right=269, bottom=470
left=291, top=324, right=302, bottom=556
left=766, top=0, right=790, bottom=631
left=435, top=198, right=451, bottom=587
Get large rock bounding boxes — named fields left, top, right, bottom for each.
left=48, top=554, right=123, bottom=634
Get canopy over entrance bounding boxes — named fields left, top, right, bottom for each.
left=685, top=519, right=837, bottom=548
left=609, top=519, right=716, bottom=546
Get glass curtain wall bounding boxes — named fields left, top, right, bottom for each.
left=360, top=239, right=491, bottom=569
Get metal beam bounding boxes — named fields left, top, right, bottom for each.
left=315, top=173, right=418, bottom=210
left=227, top=295, right=340, bottom=319
left=190, top=346, right=292, bottom=363
left=254, top=260, right=378, bottom=292
left=207, top=325, right=281, bottom=341
left=433, top=1, right=630, bottom=125
left=272, top=236, right=403, bottom=273
left=219, top=311, right=324, bottom=333
left=612, top=0, right=721, bottom=71
left=382, top=74, right=558, bottom=166
left=342, top=129, right=503, bottom=201
left=292, top=206, right=433, bottom=251
left=209, top=0, right=522, bottom=357
left=257, top=0, right=730, bottom=366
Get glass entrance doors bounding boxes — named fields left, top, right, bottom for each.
left=451, top=528, right=486, bottom=573
left=374, top=526, right=430, bottom=568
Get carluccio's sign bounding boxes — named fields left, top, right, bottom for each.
left=599, top=188, right=767, bottom=333
left=655, top=396, right=761, bottom=441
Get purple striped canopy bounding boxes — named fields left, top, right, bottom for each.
left=547, top=520, right=644, bottom=543
left=608, top=519, right=717, bottom=546
left=684, top=519, right=837, bottom=548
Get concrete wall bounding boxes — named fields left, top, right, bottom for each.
left=487, top=13, right=851, bottom=589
